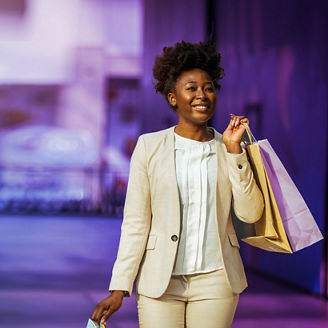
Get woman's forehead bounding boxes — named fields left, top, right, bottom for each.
left=177, top=68, right=212, bottom=84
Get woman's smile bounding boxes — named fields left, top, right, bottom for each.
left=192, top=103, right=210, bottom=112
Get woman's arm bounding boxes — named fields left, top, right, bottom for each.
left=109, top=135, right=152, bottom=295
left=226, top=147, right=264, bottom=223
left=91, top=135, right=152, bottom=324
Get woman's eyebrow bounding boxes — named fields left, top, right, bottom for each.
left=184, top=81, right=213, bottom=85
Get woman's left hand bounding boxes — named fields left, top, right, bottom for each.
left=222, top=114, right=250, bottom=154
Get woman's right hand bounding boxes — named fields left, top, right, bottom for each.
left=91, top=290, right=125, bottom=325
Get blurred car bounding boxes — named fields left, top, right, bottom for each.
left=0, top=125, right=98, bottom=214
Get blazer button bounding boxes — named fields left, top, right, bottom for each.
left=238, top=164, right=243, bottom=169
left=171, top=235, right=178, bottom=242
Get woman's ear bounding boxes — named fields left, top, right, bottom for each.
left=167, top=92, right=177, bottom=108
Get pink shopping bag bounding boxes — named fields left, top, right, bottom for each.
left=258, top=139, right=323, bottom=252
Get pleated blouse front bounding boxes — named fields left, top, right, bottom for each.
left=172, top=129, right=223, bottom=275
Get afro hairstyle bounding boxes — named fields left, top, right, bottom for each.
left=152, top=40, right=224, bottom=110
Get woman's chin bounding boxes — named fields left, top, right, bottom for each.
left=193, top=112, right=214, bottom=122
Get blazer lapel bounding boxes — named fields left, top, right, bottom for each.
left=162, top=126, right=181, bottom=227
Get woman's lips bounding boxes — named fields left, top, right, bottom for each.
left=192, top=105, right=210, bottom=112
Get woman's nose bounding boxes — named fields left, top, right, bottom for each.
left=196, top=88, right=206, bottom=99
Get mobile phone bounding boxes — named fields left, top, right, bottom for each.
left=86, top=319, right=106, bottom=328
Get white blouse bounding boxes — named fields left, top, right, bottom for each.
left=172, top=128, right=223, bottom=275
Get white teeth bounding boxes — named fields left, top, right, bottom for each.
left=193, top=105, right=207, bottom=109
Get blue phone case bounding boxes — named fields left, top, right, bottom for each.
left=86, top=319, right=106, bottom=328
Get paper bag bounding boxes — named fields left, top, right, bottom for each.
left=259, top=140, right=323, bottom=251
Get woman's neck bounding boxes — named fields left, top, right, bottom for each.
left=174, top=123, right=213, bottom=141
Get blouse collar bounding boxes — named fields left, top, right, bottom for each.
left=173, top=127, right=217, bottom=153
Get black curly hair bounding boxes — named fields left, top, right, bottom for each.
left=152, top=40, right=224, bottom=110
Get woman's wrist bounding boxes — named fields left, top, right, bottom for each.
left=110, top=290, right=125, bottom=298
left=225, top=142, right=242, bottom=154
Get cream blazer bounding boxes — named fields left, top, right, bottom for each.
left=109, top=125, right=264, bottom=298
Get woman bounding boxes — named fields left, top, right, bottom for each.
left=91, top=40, right=264, bottom=328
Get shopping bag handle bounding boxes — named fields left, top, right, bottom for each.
left=242, top=123, right=257, bottom=145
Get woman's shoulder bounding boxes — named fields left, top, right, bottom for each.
left=139, top=126, right=174, bottom=142
left=134, top=126, right=175, bottom=157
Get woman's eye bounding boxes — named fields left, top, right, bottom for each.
left=186, top=87, right=196, bottom=91
left=205, top=87, right=214, bottom=92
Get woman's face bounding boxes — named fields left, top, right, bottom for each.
left=168, top=68, right=217, bottom=126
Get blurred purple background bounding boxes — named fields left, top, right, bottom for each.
left=0, top=0, right=327, bottom=327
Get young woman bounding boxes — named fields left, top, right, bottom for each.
left=91, top=40, right=264, bottom=328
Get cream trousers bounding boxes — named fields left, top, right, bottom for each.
left=137, top=268, right=239, bottom=328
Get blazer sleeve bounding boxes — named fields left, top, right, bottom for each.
left=108, top=135, right=151, bottom=296
left=225, top=146, right=264, bottom=224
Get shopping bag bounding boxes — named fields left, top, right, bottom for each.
left=233, top=124, right=323, bottom=253
left=232, top=126, right=292, bottom=253
left=258, top=138, right=324, bottom=252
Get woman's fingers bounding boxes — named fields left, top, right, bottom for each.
left=91, top=304, right=107, bottom=324
left=100, top=301, right=122, bottom=324
left=100, top=309, right=113, bottom=324
left=91, top=298, right=112, bottom=324
left=230, top=114, right=249, bottom=127
left=240, top=117, right=250, bottom=126
left=91, top=293, right=124, bottom=325
left=230, top=114, right=243, bottom=127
